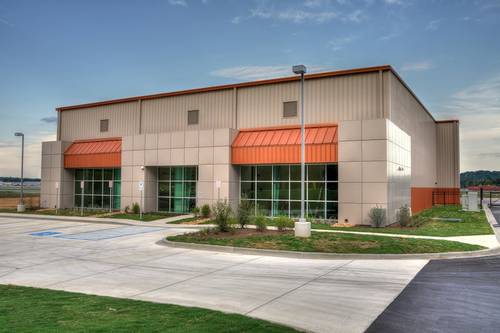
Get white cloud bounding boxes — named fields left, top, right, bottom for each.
left=168, top=0, right=187, bottom=7
left=426, top=19, right=441, bottom=31
left=211, top=65, right=334, bottom=80
left=384, top=0, right=405, bottom=5
left=231, top=16, right=242, bottom=24
left=379, top=31, right=401, bottom=40
left=443, top=74, right=500, bottom=171
left=400, top=61, right=433, bottom=72
left=0, top=132, right=56, bottom=178
left=248, top=2, right=365, bottom=24
left=328, top=35, right=357, bottom=51
left=0, top=17, right=12, bottom=26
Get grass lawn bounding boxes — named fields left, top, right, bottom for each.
left=167, top=229, right=485, bottom=254
left=0, top=285, right=299, bottom=333
left=258, top=205, right=492, bottom=237
left=104, top=212, right=181, bottom=222
left=318, top=205, right=493, bottom=237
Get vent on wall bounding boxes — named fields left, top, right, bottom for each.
left=283, top=101, right=297, bottom=118
left=188, top=110, right=199, bottom=125
left=100, top=119, right=109, bottom=132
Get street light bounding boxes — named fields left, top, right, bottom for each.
left=14, top=132, right=25, bottom=212
left=292, top=65, right=311, bottom=237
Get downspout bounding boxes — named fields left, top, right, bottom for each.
left=57, top=110, right=61, bottom=141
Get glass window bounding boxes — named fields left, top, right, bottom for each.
left=273, top=182, right=289, bottom=200
left=113, top=168, right=121, bottom=181
left=83, top=169, right=93, bottom=181
left=257, top=201, right=272, bottom=216
left=75, top=170, right=83, bottom=181
left=74, top=195, right=82, bottom=207
left=290, top=201, right=301, bottom=217
left=75, top=182, right=81, bottom=195
left=308, top=182, right=325, bottom=201
left=172, top=167, right=184, bottom=181
left=84, top=181, right=92, bottom=194
left=184, top=167, right=197, bottom=181
left=290, top=165, right=301, bottom=181
left=290, top=182, right=301, bottom=200
left=256, top=182, right=272, bottom=200
left=170, top=198, right=184, bottom=213
left=158, top=182, right=170, bottom=197
left=103, top=196, right=110, bottom=209
left=83, top=195, right=92, bottom=208
left=308, top=165, right=325, bottom=181
left=113, top=196, right=121, bottom=210
left=327, top=164, right=338, bottom=181
left=158, top=167, right=170, bottom=181
left=93, top=181, right=103, bottom=195
left=184, top=182, right=196, bottom=198
left=256, top=166, right=272, bottom=181
left=240, top=166, right=255, bottom=181
left=104, top=169, right=113, bottom=181
left=273, top=165, right=289, bottom=181
left=327, top=202, right=338, bottom=219
left=158, top=198, right=169, bottom=211
left=113, top=182, right=121, bottom=196
left=308, top=201, right=325, bottom=219
left=273, top=201, right=289, bottom=217
left=94, top=169, right=103, bottom=181
left=327, top=182, right=338, bottom=201
left=240, top=182, right=255, bottom=200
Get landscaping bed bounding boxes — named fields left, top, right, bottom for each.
left=101, top=212, right=181, bottom=222
left=0, top=284, right=299, bottom=333
left=0, top=208, right=105, bottom=217
left=167, top=229, right=485, bottom=254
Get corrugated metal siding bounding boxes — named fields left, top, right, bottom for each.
left=141, top=89, right=234, bottom=133
left=237, top=72, right=383, bottom=128
left=436, top=122, right=460, bottom=187
left=389, top=72, right=437, bottom=188
left=60, top=101, right=139, bottom=141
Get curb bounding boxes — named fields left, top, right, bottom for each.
left=160, top=238, right=500, bottom=261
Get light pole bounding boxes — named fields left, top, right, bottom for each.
left=292, top=65, right=311, bottom=237
left=14, top=132, right=25, bottom=212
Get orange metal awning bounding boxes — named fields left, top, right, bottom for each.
left=64, top=138, right=121, bottom=169
left=232, top=124, right=338, bottom=165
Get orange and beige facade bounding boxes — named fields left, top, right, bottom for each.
left=40, top=65, right=460, bottom=226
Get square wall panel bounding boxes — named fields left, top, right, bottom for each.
left=158, top=133, right=171, bottom=149
left=157, top=149, right=171, bottom=165
left=199, top=129, right=214, bottom=147
left=338, top=141, right=362, bottom=162
left=339, top=162, right=362, bottom=182
left=338, top=203, right=362, bottom=225
left=362, top=161, right=388, bottom=182
left=339, top=120, right=361, bottom=141
left=339, top=182, right=362, bottom=203
left=185, top=130, right=199, bottom=148
left=362, top=119, right=388, bottom=140
left=145, top=133, right=158, bottom=150
left=362, top=182, right=388, bottom=204
left=362, top=140, right=387, bottom=161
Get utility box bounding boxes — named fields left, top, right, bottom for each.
left=468, top=191, right=479, bottom=212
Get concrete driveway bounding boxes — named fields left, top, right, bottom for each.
left=0, top=216, right=427, bottom=333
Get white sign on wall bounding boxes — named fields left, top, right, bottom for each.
left=109, top=180, right=113, bottom=188
left=215, top=180, right=221, bottom=189
left=138, top=181, right=144, bottom=191
left=80, top=181, right=84, bottom=189
left=55, top=182, right=59, bottom=189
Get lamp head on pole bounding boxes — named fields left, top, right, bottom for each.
left=292, top=65, right=307, bottom=75
left=14, top=132, right=24, bottom=137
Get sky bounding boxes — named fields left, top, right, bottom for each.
left=0, top=0, right=499, bottom=178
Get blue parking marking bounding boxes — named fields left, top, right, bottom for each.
left=55, top=226, right=163, bottom=241
left=31, top=231, right=62, bottom=237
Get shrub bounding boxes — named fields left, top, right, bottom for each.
left=397, top=205, right=411, bottom=227
left=132, top=202, right=140, bottom=215
left=237, top=200, right=254, bottom=229
left=192, top=206, right=200, bottom=217
left=253, top=214, right=268, bottom=232
left=201, top=204, right=211, bottom=218
left=212, top=201, right=233, bottom=232
left=409, top=214, right=426, bottom=228
left=368, top=206, right=386, bottom=228
left=124, top=205, right=130, bottom=214
left=275, top=215, right=293, bottom=232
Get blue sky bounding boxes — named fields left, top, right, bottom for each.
left=1, top=0, right=499, bottom=177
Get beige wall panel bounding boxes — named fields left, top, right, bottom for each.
left=60, top=101, right=139, bottom=141
left=237, top=72, right=382, bottom=128
left=141, top=90, right=234, bottom=133
left=389, top=72, right=437, bottom=187
left=436, top=122, right=460, bottom=188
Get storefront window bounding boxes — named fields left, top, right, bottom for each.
left=240, top=164, right=338, bottom=219
left=74, top=168, right=121, bottom=210
left=157, top=166, right=197, bottom=213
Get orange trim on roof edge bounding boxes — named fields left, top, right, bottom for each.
left=56, top=65, right=392, bottom=111
left=72, top=137, right=122, bottom=143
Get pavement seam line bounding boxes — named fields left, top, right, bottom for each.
left=129, top=256, right=263, bottom=298
left=244, top=260, right=354, bottom=315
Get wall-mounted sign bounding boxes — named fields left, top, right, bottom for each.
left=80, top=181, right=84, bottom=189
left=138, top=181, right=144, bottom=191
left=109, top=180, right=113, bottom=188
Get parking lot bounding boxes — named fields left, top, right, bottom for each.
left=0, top=216, right=427, bottom=333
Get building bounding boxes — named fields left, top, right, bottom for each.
left=40, top=65, right=460, bottom=226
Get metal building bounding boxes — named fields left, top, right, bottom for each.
left=40, top=65, right=460, bottom=226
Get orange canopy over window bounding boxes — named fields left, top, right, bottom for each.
left=232, top=124, right=338, bottom=165
left=64, top=138, right=121, bottom=168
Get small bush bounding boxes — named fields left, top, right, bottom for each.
left=237, top=200, right=254, bottom=229
left=192, top=206, right=200, bottom=217
left=201, top=204, right=211, bottom=218
left=409, top=214, right=426, bottom=228
left=369, top=206, right=386, bottom=228
left=253, top=214, right=268, bottom=232
left=124, top=205, right=130, bottom=214
left=212, top=201, right=232, bottom=232
left=397, top=205, right=411, bottom=227
left=132, top=202, right=140, bottom=215
left=275, top=215, right=293, bottom=232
